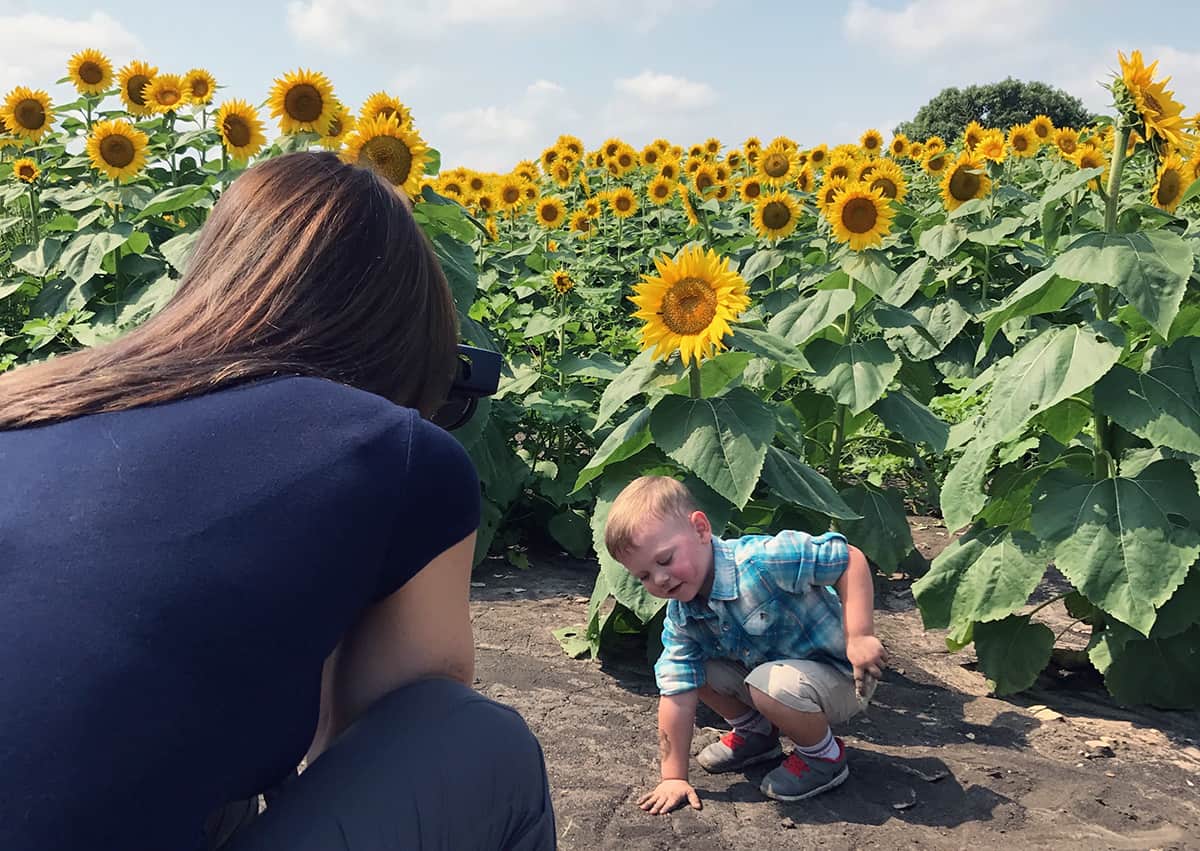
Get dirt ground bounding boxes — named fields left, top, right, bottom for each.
left=470, top=517, right=1200, bottom=850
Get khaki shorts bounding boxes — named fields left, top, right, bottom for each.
left=705, top=658, right=864, bottom=725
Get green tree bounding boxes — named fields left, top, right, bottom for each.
left=896, top=78, right=1097, bottom=142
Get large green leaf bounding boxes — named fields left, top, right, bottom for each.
left=1040, top=167, right=1105, bottom=208
left=1103, top=623, right=1200, bottom=709
left=59, top=223, right=134, bottom=285
left=729, top=326, right=811, bottom=370
left=939, top=439, right=994, bottom=531
left=11, top=237, right=63, bottom=277
left=767, top=289, right=855, bottom=346
left=982, top=323, right=1122, bottom=441
left=840, top=250, right=896, bottom=294
left=740, top=249, right=785, bottom=281
left=1053, top=230, right=1193, bottom=337
left=886, top=295, right=971, bottom=360
left=872, top=390, right=949, bottom=453
left=160, top=230, right=199, bottom=273
left=649, top=388, right=775, bottom=508
left=913, top=526, right=1049, bottom=630
left=1031, top=460, right=1200, bottom=635
left=548, top=509, right=592, bottom=558
left=836, top=484, right=913, bottom=569
left=973, top=615, right=1055, bottom=695
left=883, top=256, right=931, bottom=307
left=431, top=232, right=478, bottom=312
left=918, top=223, right=967, bottom=261
left=573, top=406, right=654, bottom=492
left=593, top=348, right=677, bottom=431
left=1095, top=338, right=1200, bottom=456
left=665, top=351, right=753, bottom=397
left=760, top=446, right=861, bottom=520
left=806, top=338, right=900, bottom=415
left=980, top=269, right=1082, bottom=347
left=132, top=184, right=211, bottom=220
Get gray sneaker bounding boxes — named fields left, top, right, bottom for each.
left=760, top=738, right=849, bottom=801
left=697, top=729, right=782, bottom=773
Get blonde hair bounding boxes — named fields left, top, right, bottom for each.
left=604, top=475, right=699, bottom=559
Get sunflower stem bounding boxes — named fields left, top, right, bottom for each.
left=26, top=184, right=39, bottom=244
left=688, top=363, right=703, bottom=399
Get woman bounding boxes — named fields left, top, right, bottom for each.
left=0, top=152, right=556, bottom=850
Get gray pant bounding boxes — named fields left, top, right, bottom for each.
left=216, top=678, right=556, bottom=851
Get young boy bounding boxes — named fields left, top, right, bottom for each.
left=604, top=476, right=887, bottom=815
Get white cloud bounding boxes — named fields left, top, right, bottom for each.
left=437, top=79, right=580, bottom=171
left=614, top=71, right=715, bottom=110
left=0, top=11, right=142, bottom=94
left=843, top=0, right=1053, bottom=56
left=388, top=66, right=429, bottom=95
left=441, top=106, right=535, bottom=145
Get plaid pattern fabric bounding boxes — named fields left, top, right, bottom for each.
left=654, top=531, right=852, bottom=696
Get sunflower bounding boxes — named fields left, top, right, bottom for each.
left=688, top=143, right=705, bottom=160
left=584, top=197, right=602, bottom=218
left=827, top=182, right=895, bottom=250
left=641, top=144, right=662, bottom=168
left=907, top=142, right=925, bottom=162
left=678, top=184, right=700, bottom=226
left=725, top=149, right=742, bottom=171
left=1069, top=144, right=1109, bottom=191
left=1029, top=114, right=1054, bottom=143
left=439, top=175, right=464, bottom=197
left=795, top=166, right=816, bottom=194
left=860, top=128, right=884, bottom=155
left=826, top=155, right=858, bottom=183
left=552, top=159, right=574, bottom=188
left=615, top=146, right=637, bottom=173
left=629, top=244, right=751, bottom=367
left=685, top=157, right=704, bottom=177
left=1, top=87, right=52, bottom=142
left=145, top=74, right=187, bottom=113
left=1118, top=50, right=1195, bottom=151
left=602, top=138, right=623, bottom=160
left=67, top=49, right=112, bottom=95
left=962, top=121, right=986, bottom=152
left=540, top=145, right=559, bottom=171
left=465, top=172, right=488, bottom=194
left=184, top=68, right=217, bottom=105
left=359, top=91, right=411, bottom=127
left=579, top=168, right=592, bottom=196
left=117, top=61, right=157, bottom=116
left=1152, top=153, right=1189, bottom=212
left=485, top=217, right=499, bottom=241
left=692, top=162, right=720, bottom=197
left=475, top=193, right=497, bottom=216
left=514, top=160, right=539, bottom=183
left=922, top=149, right=950, bottom=177
left=216, top=99, right=267, bottom=161
left=12, top=157, right=39, bottom=184
left=648, top=175, right=676, bottom=205
left=654, top=138, right=672, bottom=153
left=570, top=209, right=594, bottom=238
left=833, top=143, right=861, bottom=161
left=551, top=270, right=574, bottom=295
left=558, top=134, right=584, bottom=158
left=318, top=102, right=355, bottom=150
left=744, top=136, right=762, bottom=151
left=0, top=115, right=16, bottom=149
left=1054, top=127, right=1080, bottom=157
left=659, top=160, right=680, bottom=181
left=888, top=134, right=910, bottom=159
left=86, top=119, right=149, bottom=181
left=535, top=196, right=567, bottom=229
left=807, top=144, right=829, bottom=170
left=714, top=183, right=733, bottom=202
left=342, top=114, right=429, bottom=197
left=752, top=190, right=801, bottom=241
left=739, top=176, right=765, bottom=202
left=610, top=186, right=638, bottom=218
left=1007, top=124, right=1038, bottom=158
left=795, top=150, right=808, bottom=168
left=977, top=130, right=1007, bottom=163
left=269, top=68, right=337, bottom=134
left=941, top=153, right=992, bottom=211
left=757, top=144, right=800, bottom=185
left=816, top=175, right=849, bottom=216
left=496, top=175, right=526, bottom=211
left=867, top=158, right=907, bottom=203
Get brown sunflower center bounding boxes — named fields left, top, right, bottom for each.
left=860, top=165, right=877, bottom=180
left=575, top=217, right=591, bottom=233
left=502, top=186, right=521, bottom=204
left=539, top=203, right=558, bottom=222
left=284, top=84, right=323, bottom=123
left=797, top=175, right=811, bottom=192
left=605, top=143, right=619, bottom=157
left=745, top=181, right=762, bottom=199
left=645, top=150, right=658, bottom=163
left=1034, top=123, right=1050, bottom=139
left=654, top=183, right=669, bottom=199
left=660, top=277, right=718, bottom=335
left=616, top=195, right=632, bottom=211
left=618, top=153, right=632, bottom=168
left=223, top=116, right=251, bottom=148
left=1014, top=134, right=1029, bottom=152
left=823, top=186, right=840, bottom=205
left=811, top=151, right=825, bottom=164
left=554, top=274, right=572, bottom=293
left=865, top=136, right=879, bottom=149
left=830, top=164, right=850, bottom=180
left=762, top=201, right=791, bottom=230
left=1157, top=169, right=1182, bottom=204
left=966, top=132, right=980, bottom=148
left=1059, top=137, right=1077, bottom=154
left=359, top=135, right=413, bottom=187
left=80, top=62, right=104, bottom=85
left=871, top=177, right=898, bottom=199
left=18, top=163, right=35, bottom=178
left=100, top=134, right=135, bottom=168
left=190, top=78, right=211, bottom=99
left=928, top=155, right=946, bottom=171
left=948, top=167, right=981, bottom=201
left=696, top=173, right=714, bottom=192
left=892, top=141, right=905, bottom=154
left=543, top=150, right=558, bottom=165
left=14, top=98, right=46, bottom=130
left=763, top=153, right=790, bottom=178
left=841, top=197, right=878, bottom=234
left=469, top=177, right=485, bottom=191
left=326, top=116, right=343, bottom=137
left=127, top=75, right=150, bottom=106
left=157, top=87, right=182, bottom=107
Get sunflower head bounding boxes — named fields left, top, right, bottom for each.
left=826, top=156, right=858, bottom=183
left=117, top=61, right=158, bottom=116
left=184, top=68, right=217, bottom=105
left=889, top=134, right=910, bottom=159
left=1054, top=127, right=1080, bottom=157
left=940, top=153, right=993, bottom=211
left=628, top=244, right=751, bottom=367
left=216, top=99, right=268, bottom=162
left=359, top=92, right=412, bottom=128
left=1030, top=114, right=1054, bottom=141
left=860, top=129, right=884, bottom=154
left=808, top=144, right=829, bottom=169
left=1070, top=144, right=1109, bottom=190
left=342, top=114, right=430, bottom=197
left=615, top=146, right=636, bottom=172
left=795, top=166, right=815, bottom=194
left=659, top=160, right=680, bottom=181
left=12, top=157, right=39, bottom=184
left=922, top=149, right=950, bottom=176
left=739, top=176, right=764, bottom=202
left=584, top=197, right=602, bottom=218
left=145, top=74, right=187, bottom=113
left=570, top=209, right=594, bottom=238
left=1, top=87, right=53, bottom=142
left=318, top=102, right=356, bottom=150
left=752, top=190, right=801, bottom=241
left=1117, top=50, right=1196, bottom=152
left=1007, top=124, right=1039, bottom=158
left=610, top=187, right=638, bottom=218
left=744, top=136, right=762, bottom=151
left=558, top=134, right=584, bottom=158
left=269, top=68, right=337, bottom=134
left=497, top=175, right=526, bottom=210
left=962, top=121, right=986, bottom=152
left=551, top=269, right=574, bottom=295
left=535, top=196, right=567, bottom=229
left=725, top=149, right=742, bottom=170
left=907, top=142, right=925, bottom=162
left=86, top=119, right=150, bottom=181
left=826, top=182, right=895, bottom=251
left=641, top=144, right=661, bottom=167
left=1152, top=153, right=1189, bottom=212
left=67, top=49, right=113, bottom=95
left=978, top=130, right=1007, bottom=163
left=692, top=163, right=720, bottom=197
left=924, top=136, right=946, bottom=155
left=552, top=159, right=574, bottom=187
left=648, top=175, right=676, bottom=205
left=757, top=144, right=800, bottom=185
left=867, top=159, right=908, bottom=203
left=817, top=175, right=849, bottom=216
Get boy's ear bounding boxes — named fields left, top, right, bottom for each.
left=690, top=510, right=712, bottom=539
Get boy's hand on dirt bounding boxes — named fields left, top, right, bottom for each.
left=638, top=779, right=701, bottom=815
left=847, top=634, right=888, bottom=686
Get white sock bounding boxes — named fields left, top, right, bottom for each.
left=795, top=728, right=840, bottom=761
left=726, top=708, right=773, bottom=737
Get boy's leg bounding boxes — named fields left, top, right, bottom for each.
left=694, top=659, right=782, bottom=773
left=744, top=660, right=860, bottom=802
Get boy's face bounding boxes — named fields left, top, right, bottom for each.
left=620, top=510, right=714, bottom=602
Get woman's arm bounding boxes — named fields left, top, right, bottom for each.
left=306, top=531, right=477, bottom=762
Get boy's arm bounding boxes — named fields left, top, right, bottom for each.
left=834, top=545, right=888, bottom=694
left=638, top=689, right=702, bottom=815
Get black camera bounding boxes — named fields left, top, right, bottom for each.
left=432, top=344, right=503, bottom=430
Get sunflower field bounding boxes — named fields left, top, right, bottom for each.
left=4, top=50, right=1200, bottom=709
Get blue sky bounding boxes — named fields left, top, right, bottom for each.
left=8, top=1, right=1200, bottom=171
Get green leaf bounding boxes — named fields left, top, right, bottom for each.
left=1037, top=397, right=1093, bottom=444
left=913, top=526, right=1048, bottom=630
left=940, top=440, right=994, bottom=531
left=974, top=615, right=1055, bottom=695
left=980, top=269, right=1082, bottom=348
left=807, top=338, right=901, bottom=414
left=115, top=273, right=178, bottom=325
left=740, top=249, right=785, bottom=281
left=549, top=509, right=592, bottom=558
left=11, top=237, right=63, bottom=277
left=760, top=446, right=861, bottom=520
left=886, top=295, right=971, bottom=360
left=523, top=312, right=570, bottom=338
left=1177, top=175, right=1200, bottom=207
left=767, top=288, right=855, bottom=346
left=1031, top=460, right=1200, bottom=635
left=160, top=230, right=199, bottom=273
left=59, top=223, right=133, bottom=285
left=872, top=390, right=949, bottom=453
left=132, top=184, right=210, bottom=220
left=982, top=323, right=1122, bottom=441
left=649, top=388, right=776, bottom=508
left=431, top=232, right=478, bottom=312
left=1053, top=230, right=1193, bottom=337
left=836, top=484, right=914, bottom=569
left=1040, top=167, right=1105, bottom=208
left=560, top=353, right=624, bottom=380
left=967, top=216, right=1022, bottom=246
left=918, top=223, right=967, bottom=261
left=593, top=348, right=677, bottom=432
left=1095, top=338, right=1200, bottom=456
left=840, top=250, right=896, bottom=294
left=665, top=351, right=753, bottom=397
left=1103, top=623, right=1200, bottom=709
left=1149, top=565, right=1200, bottom=640
left=573, top=407, right=654, bottom=492
left=883, top=256, right=932, bottom=307
left=494, top=365, right=541, bottom=399
left=553, top=624, right=594, bottom=659
left=729, top=326, right=811, bottom=370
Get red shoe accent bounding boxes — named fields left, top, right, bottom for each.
left=720, top=731, right=746, bottom=750
left=782, top=753, right=810, bottom=777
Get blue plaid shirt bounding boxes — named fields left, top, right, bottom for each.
left=653, top=530, right=852, bottom=696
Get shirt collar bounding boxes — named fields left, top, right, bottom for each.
left=677, top=538, right=738, bottom=621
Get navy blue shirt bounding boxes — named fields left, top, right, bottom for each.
left=0, top=376, right=480, bottom=850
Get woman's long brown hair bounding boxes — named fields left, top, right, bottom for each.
left=0, top=151, right=460, bottom=428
